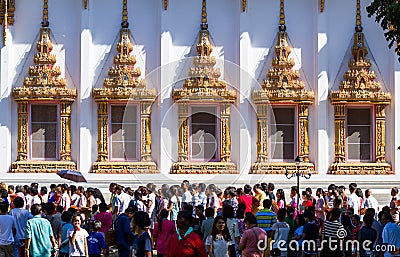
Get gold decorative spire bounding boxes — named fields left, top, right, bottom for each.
left=259, top=0, right=313, bottom=102
left=330, top=0, right=390, bottom=104
left=173, top=0, right=235, bottom=102
left=1, top=0, right=16, bottom=45
left=164, top=0, right=168, bottom=10
left=279, top=0, right=286, bottom=31
left=320, top=0, right=325, bottom=12
left=242, top=0, right=246, bottom=12
left=102, top=0, right=142, bottom=89
left=42, top=0, right=49, bottom=27
left=83, top=0, right=88, bottom=9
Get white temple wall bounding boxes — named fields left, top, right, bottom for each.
left=0, top=0, right=398, bottom=188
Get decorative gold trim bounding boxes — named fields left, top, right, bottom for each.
left=251, top=162, right=315, bottom=174
left=11, top=161, right=77, bottom=173
left=252, top=0, right=314, bottom=174
left=242, top=0, right=246, bottom=12
left=12, top=1, right=77, bottom=173
left=171, top=0, right=237, bottom=174
left=92, top=161, right=157, bottom=174
left=171, top=162, right=237, bottom=174
left=329, top=0, right=391, bottom=174
left=92, top=0, right=157, bottom=174
left=329, top=163, right=393, bottom=175
left=83, top=0, right=88, bottom=9
left=320, top=0, right=325, bottom=12
left=164, top=0, right=168, bottom=10
left=0, top=0, right=15, bottom=45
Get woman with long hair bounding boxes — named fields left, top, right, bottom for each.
left=315, top=188, right=327, bottom=221
left=301, top=191, right=313, bottom=213
left=152, top=209, right=176, bottom=257
left=205, top=216, right=234, bottom=257
left=275, top=189, right=286, bottom=212
left=167, top=186, right=180, bottom=221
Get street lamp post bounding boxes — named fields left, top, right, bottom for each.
left=285, top=156, right=312, bottom=212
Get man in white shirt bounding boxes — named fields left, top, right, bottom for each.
left=347, top=183, right=360, bottom=215
left=181, top=180, right=192, bottom=210
left=364, top=189, right=379, bottom=218
left=115, top=186, right=131, bottom=215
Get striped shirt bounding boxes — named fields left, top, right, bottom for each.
left=322, top=220, right=344, bottom=238
left=256, top=208, right=277, bottom=232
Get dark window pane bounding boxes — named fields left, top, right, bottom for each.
left=270, top=125, right=295, bottom=143
left=271, top=108, right=295, bottom=125
left=347, top=126, right=371, bottom=144
left=31, top=123, right=57, bottom=141
left=111, top=106, right=125, bottom=123
left=347, top=109, right=371, bottom=125
left=31, top=105, right=57, bottom=122
left=271, top=143, right=295, bottom=160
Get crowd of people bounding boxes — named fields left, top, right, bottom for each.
left=0, top=181, right=399, bottom=257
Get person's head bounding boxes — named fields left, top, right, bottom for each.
left=286, top=206, right=295, bottom=219
left=365, top=208, right=375, bottom=217
left=267, top=183, right=275, bottom=192
left=114, top=186, right=123, bottom=195
left=44, top=202, right=56, bottom=215
left=253, top=184, right=262, bottom=194
left=197, top=183, right=206, bottom=193
left=222, top=205, right=234, bottom=219
left=346, top=207, right=354, bottom=216
left=195, top=205, right=204, bottom=216
left=365, top=189, right=372, bottom=198
left=205, top=207, right=215, bottom=218
left=183, top=204, right=193, bottom=214
left=50, top=184, right=57, bottom=192
left=341, top=214, right=352, bottom=227
left=72, top=214, right=84, bottom=227
left=381, top=212, right=394, bottom=226
left=290, top=186, right=298, bottom=197
left=330, top=208, right=342, bottom=221
left=109, top=183, right=117, bottom=193
left=277, top=208, right=286, bottom=222
left=316, top=188, right=325, bottom=198
left=181, top=180, right=190, bottom=191
left=296, top=214, right=306, bottom=227
left=176, top=210, right=193, bottom=229
left=61, top=211, right=73, bottom=223
left=13, top=197, right=24, bottom=208
left=211, top=216, right=231, bottom=241
left=391, top=187, right=398, bottom=197
left=244, top=213, right=258, bottom=226
left=363, top=214, right=374, bottom=228
left=351, top=214, right=361, bottom=226
left=92, top=204, right=99, bottom=213
left=243, top=184, right=252, bottom=194
left=355, top=188, right=363, bottom=199
left=40, top=186, right=47, bottom=196
left=0, top=201, right=9, bottom=214
left=263, top=199, right=272, bottom=209
left=125, top=206, right=137, bottom=218
left=31, top=204, right=42, bottom=216
left=349, top=183, right=357, bottom=194
left=7, top=185, right=14, bottom=194
left=276, top=189, right=285, bottom=201
left=56, top=205, right=64, bottom=213
left=302, top=190, right=311, bottom=200
left=92, top=220, right=102, bottom=232
left=132, top=211, right=151, bottom=230
left=382, top=206, right=390, bottom=214
left=158, top=209, right=169, bottom=219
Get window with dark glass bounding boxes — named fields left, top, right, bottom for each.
left=347, top=108, right=372, bottom=161
left=190, top=106, right=218, bottom=161
left=269, top=107, right=295, bottom=161
left=110, top=105, right=138, bottom=160
left=30, top=105, right=58, bottom=160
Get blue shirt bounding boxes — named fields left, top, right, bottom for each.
left=60, top=221, right=74, bottom=254
left=9, top=208, right=32, bottom=240
left=87, top=232, right=107, bottom=255
left=25, top=216, right=53, bottom=257
left=132, top=231, right=152, bottom=257
left=115, top=213, right=134, bottom=250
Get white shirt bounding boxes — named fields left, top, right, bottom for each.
left=181, top=191, right=192, bottom=206
left=117, top=192, right=131, bottom=214
left=67, top=228, right=89, bottom=257
left=364, top=196, right=379, bottom=215
left=347, top=193, right=360, bottom=215
left=145, top=193, right=156, bottom=214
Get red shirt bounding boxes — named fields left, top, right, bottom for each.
left=239, top=194, right=254, bottom=214
left=166, top=231, right=207, bottom=257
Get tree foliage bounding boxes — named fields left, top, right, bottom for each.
left=366, top=0, right=400, bottom=61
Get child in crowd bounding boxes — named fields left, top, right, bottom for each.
left=87, top=220, right=107, bottom=257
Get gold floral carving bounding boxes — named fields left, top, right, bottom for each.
left=329, top=0, right=391, bottom=174
left=83, top=0, right=88, bottom=9
left=320, top=0, right=325, bottom=12
left=171, top=0, right=237, bottom=174
left=252, top=0, right=314, bottom=174
left=250, top=162, right=316, bottom=174
left=92, top=2, right=157, bottom=174
left=242, top=0, right=247, bottom=12
left=11, top=6, right=77, bottom=173
left=164, top=0, right=168, bottom=10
